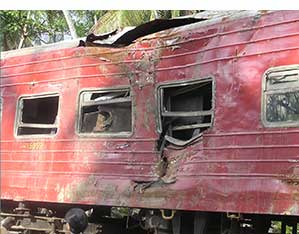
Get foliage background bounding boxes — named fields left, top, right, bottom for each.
left=0, top=10, right=199, bottom=51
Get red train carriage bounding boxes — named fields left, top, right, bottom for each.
left=1, top=10, right=299, bottom=234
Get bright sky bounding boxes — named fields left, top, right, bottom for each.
left=1, top=0, right=299, bottom=10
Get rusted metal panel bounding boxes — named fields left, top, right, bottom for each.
left=1, top=10, right=299, bottom=217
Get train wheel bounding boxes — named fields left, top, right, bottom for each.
left=194, top=212, right=208, bottom=234
left=252, top=217, right=270, bottom=234
left=172, top=212, right=209, bottom=234
left=228, top=219, right=241, bottom=234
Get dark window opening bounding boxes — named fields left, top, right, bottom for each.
left=79, top=89, right=132, bottom=134
left=263, top=65, right=299, bottom=127
left=21, top=96, right=58, bottom=124
left=16, top=95, right=59, bottom=136
left=18, top=127, right=56, bottom=135
left=159, top=79, right=213, bottom=141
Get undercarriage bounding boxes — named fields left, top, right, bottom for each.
left=1, top=201, right=298, bottom=234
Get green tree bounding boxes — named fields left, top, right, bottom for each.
left=0, top=10, right=200, bottom=51
left=0, top=10, right=68, bottom=50
left=90, top=10, right=201, bottom=34
left=0, top=10, right=105, bottom=51
left=70, top=10, right=107, bottom=36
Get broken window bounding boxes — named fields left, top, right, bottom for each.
left=158, top=78, right=214, bottom=143
left=263, top=65, right=299, bottom=127
left=16, top=94, right=59, bottom=135
left=78, top=89, right=132, bottom=135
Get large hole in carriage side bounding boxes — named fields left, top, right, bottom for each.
left=159, top=79, right=214, bottom=142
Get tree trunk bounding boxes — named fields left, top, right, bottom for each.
left=18, top=11, right=31, bottom=49
left=63, top=10, right=78, bottom=39
left=2, top=33, right=9, bottom=51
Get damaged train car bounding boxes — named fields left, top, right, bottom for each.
left=1, top=10, right=299, bottom=234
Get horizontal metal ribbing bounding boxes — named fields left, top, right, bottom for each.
left=2, top=46, right=299, bottom=88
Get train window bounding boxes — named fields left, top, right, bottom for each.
left=16, top=94, right=59, bottom=135
left=158, top=78, right=214, bottom=143
left=262, top=65, right=299, bottom=127
left=78, top=89, right=132, bottom=135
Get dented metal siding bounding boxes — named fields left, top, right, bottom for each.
left=1, top=10, right=299, bottom=216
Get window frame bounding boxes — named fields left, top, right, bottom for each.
left=261, top=65, right=299, bottom=128
left=76, top=87, right=134, bottom=138
left=14, top=93, right=60, bottom=138
left=156, top=77, right=215, bottom=134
